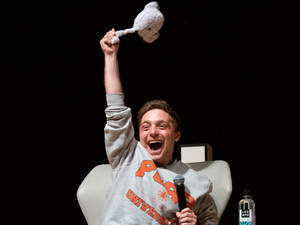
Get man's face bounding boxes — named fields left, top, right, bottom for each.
left=139, top=109, right=181, bottom=165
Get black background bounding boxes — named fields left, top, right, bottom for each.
left=3, top=0, right=299, bottom=224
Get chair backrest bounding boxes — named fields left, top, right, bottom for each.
left=77, top=160, right=232, bottom=225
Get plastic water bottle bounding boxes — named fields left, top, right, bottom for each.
left=238, top=190, right=256, bottom=225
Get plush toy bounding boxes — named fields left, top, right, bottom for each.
left=111, top=1, right=164, bottom=44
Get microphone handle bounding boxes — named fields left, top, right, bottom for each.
left=176, top=183, right=187, bottom=211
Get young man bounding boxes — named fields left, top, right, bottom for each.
left=99, top=29, right=218, bottom=225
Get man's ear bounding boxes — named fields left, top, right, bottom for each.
left=175, top=131, right=181, bottom=142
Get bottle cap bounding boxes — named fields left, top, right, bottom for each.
left=242, top=190, right=253, bottom=199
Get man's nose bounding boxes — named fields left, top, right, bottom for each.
left=150, top=126, right=159, bottom=137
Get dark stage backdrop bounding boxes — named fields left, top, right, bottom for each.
left=4, top=0, right=299, bottom=224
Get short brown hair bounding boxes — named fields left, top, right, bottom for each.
left=137, top=100, right=181, bottom=132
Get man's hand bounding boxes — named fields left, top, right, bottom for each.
left=176, top=208, right=197, bottom=225
left=100, top=28, right=120, bottom=56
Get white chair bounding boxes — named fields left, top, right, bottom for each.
left=77, top=160, right=232, bottom=225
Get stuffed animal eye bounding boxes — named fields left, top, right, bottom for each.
left=148, top=27, right=152, bottom=31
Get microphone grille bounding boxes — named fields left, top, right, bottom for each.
left=173, top=175, right=185, bottom=185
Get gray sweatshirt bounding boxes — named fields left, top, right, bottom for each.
left=99, top=93, right=218, bottom=225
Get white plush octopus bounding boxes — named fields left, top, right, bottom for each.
left=111, top=1, right=164, bottom=44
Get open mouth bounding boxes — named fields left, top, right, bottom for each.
left=149, top=141, right=163, bottom=151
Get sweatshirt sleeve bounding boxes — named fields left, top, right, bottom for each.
left=104, top=93, right=137, bottom=169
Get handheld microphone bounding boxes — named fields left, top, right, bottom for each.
left=173, top=175, right=187, bottom=211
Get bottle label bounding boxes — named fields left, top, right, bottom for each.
left=239, top=209, right=252, bottom=225
left=239, top=222, right=252, bottom=225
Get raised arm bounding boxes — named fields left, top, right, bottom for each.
left=100, top=29, right=123, bottom=94
left=100, top=30, right=137, bottom=169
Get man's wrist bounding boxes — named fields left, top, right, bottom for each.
left=105, top=53, right=118, bottom=60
